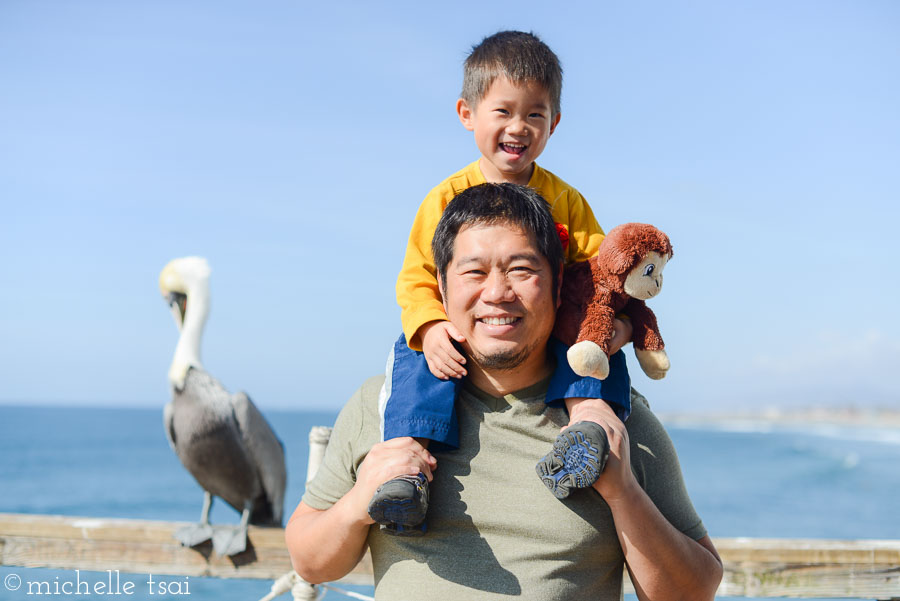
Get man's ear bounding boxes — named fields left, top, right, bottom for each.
left=437, top=272, right=447, bottom=310
left=555, top=262, right=563, bottom=309
left=457, top=98, right=475, bottom=131
left=549, top=112, right=561, bottom=136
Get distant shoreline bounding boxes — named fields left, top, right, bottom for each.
left=659, top=407, right=900, bottom=429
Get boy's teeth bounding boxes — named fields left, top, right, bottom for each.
left=482, top=317, right=517, bottom=325
left=501, top=143, right=526, bottom=154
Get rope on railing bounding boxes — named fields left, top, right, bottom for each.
left=256, top=570, right=374, bottom=601
left=318, top=583, right=375, bottom=601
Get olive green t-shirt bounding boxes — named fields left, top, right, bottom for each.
left=303, top=376, right=706, bottom=601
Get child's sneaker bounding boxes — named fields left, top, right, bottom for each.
left=536, top=421, right=609, bottom=499
left=367, top=472, right=429, bottom=536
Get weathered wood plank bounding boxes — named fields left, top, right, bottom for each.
left=0, top=513, right=372, bottom=585
left=714, top=537, right=900, bottom=598
left=2, top=513, right=898, bottom=598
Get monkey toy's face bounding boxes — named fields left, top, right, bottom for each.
left=623, top=251, right=669, bottom=300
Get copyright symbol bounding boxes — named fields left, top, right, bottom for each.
left=4, top=573, right=22, bottom=591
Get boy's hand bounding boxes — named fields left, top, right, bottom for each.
left=421, top=320, right=467, bottom=380
left=608, top=317, right=633, bottom=355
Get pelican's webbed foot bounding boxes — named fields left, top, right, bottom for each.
left=175, top=523, right=214, bottom=547
left=175, top=490, right=214, bottom=548
left=210, top=502, right=251, bottom=556
left=211, top=523, right=248, bottom=555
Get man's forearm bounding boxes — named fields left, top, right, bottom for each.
left=285, top=497, right=371, bottom=584
left=607, top=485, right=722, bottom=601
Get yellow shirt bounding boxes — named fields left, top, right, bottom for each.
left=398, top=160, right=605, bottom=350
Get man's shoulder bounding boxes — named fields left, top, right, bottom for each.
left=625, top=389, right=661, bottom=433
left=354, top=374, right=386, bottom=417
left=625, top=390, right=679, bottom=468
left=360, top=374, right=386, bottom=399
left=331, top=375, right=384, bottom=433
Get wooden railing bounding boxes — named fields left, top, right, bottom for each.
left=3, top=428, right=898, bottom=599
left=1, top=512, right=898, bottom=599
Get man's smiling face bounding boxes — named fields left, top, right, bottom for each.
left=440, top=221, right=559, bottom=376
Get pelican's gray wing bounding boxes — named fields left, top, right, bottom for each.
left=231, top=391, right=287, bottom=525
left=171, top=368, right=259, bottom=514
left=163, top=400, right=177, bottom=451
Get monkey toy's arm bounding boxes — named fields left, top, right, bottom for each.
left=624, top=297, right=670, bottom=380
left=554, top=259, right=624, bottom=380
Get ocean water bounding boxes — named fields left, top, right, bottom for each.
left=1, top=405, right=898, bottom=601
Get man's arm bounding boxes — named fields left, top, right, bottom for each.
left=569, top=402, right=723, bottom=601
left=285, top=437, right=436, bottom=583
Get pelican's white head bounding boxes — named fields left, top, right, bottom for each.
left=159, top=256, right=211, bottom=390
left=159, top=257, right=211, bottom=328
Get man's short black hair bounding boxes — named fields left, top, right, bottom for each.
left=432, top=183, right=564, bottom=299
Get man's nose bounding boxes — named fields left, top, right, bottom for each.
left=482, top=271, right=515, bottom=303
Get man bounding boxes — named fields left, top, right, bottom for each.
left=285, top=183, right=723, bottom=600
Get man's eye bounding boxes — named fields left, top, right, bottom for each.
left=643, top=264, right=655, bottom=276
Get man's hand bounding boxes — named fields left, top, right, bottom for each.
left=421, top=320, right=467, bottom=380
left=565, top=399, right=637, bottom=501
left=569, top=401, right=637, bottom=503
left=346, top=437, right=437, bottom=523
left=563, top=397, right=610, bottom=429
left=285, top=437, right=436, bottom=584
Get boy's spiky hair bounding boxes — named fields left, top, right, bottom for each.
left=461, top=30, right=562, bottom=117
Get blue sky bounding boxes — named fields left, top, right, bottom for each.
left=2, top=1, right=898, bottom=414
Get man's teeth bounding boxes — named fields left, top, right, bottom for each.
left=481, top=317, right=517, bottom=325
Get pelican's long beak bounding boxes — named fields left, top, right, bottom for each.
left=166, top=291, right=188, bottom=328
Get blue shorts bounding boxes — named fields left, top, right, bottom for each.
left=379, top=334, right=631, bottom=449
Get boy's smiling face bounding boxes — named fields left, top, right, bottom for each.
left=457, top=77, right=561, bottom=186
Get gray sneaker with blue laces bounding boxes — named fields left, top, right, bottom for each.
left=536, top=421, right=609, bottom=499
left=367, top=472, right=429, bottom=536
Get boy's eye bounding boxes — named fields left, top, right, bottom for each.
left=529, top=113, right=545, bottom=119
left=495, top=109, right=509, bottom=116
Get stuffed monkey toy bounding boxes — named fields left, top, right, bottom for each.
left=553, top=223, right=673, bottom=381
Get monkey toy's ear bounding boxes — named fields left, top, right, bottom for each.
left=596, top=240, right=635, bottom=276
left=600, top=222, right=674, bottom=278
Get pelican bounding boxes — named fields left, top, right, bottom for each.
left=159, top=256, right=286, bottom=556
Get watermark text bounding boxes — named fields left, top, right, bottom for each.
left=4, top=570, right=191, bottom=597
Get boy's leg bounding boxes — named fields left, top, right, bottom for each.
left=545, top=338, right=631, bottom=421
left=370, top=334, right=460, bottom=535
left=537, top=339, right=631, bottom=499
left=379, top=334, right=460, bottom=447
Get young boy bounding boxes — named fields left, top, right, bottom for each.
left=368, top=31, right=632, bottom=535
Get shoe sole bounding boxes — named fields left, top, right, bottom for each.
left=367, top=476, right=428, bottom=529
left=536, top=421, right=609, bottom=499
